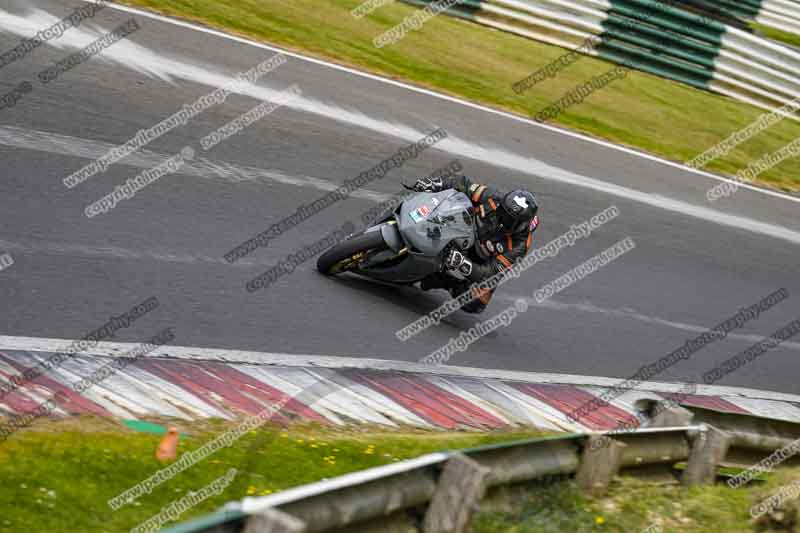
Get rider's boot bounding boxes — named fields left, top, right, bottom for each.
left=448, top=282, right=490, bottom=315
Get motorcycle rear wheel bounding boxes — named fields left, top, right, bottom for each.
left=316, top=230, right=389, bottom=276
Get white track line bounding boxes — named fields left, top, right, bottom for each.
left=0, top=125, right=389, bottom=202
left=89, top=1, right=800, bottom=205
left=4, top=5, right=799, bottom=404
left=497, top=295, right=800, bottom=352
left=2, top=334, right=799, bottom=404
left=8, top=6, right=800, bottom=246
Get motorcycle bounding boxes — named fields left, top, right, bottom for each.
left=316, top=186, right=476, bottom=284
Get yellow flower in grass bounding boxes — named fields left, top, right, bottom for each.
left=310, top=444, right=318, bottom=448
left=246, top=486, right=257, bottom=495
left=280, top=433, right=288, bottom=438
left=595, top=516, right=605, bottom=525
left=296, top=439, right=304, bottom=444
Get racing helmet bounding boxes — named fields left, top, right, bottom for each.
left=499, top=190, right=538, bottom=233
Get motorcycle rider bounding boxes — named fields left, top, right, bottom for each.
left=412, top=174, right=540, bottom=314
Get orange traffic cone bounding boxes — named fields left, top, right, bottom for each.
left=156, top=427, right=179, bottom=462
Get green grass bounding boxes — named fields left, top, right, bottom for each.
left=472, top=467, right=800, bottom=532
left=118, top=0, right=800, bottom=193
left=3, top=417, right=798, bottom=532
left=0, top=416, right=547, bottom=532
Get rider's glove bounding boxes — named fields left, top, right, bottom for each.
left=444, top=249, right=473, bottom=277
left=413, top=176, right=444, bottom=193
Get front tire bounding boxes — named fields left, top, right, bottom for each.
left=316, top=230, right=389, bottom=276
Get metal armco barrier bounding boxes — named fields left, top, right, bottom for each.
left=165, top=412, right=800, bottom=533
left=402, top=0, right=800, bottom=115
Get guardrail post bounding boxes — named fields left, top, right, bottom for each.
left=683, top=424, right=731, bottom=486
left=648, top=406, right=694, bottom=428
left=576, top=436, right=626, bottom=496
left=243, top=508, right=307, bottom=533
left=422, top=452, right=490, bottom=533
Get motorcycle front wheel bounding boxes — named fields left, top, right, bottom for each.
left=316, top=230, right=389, bottom=276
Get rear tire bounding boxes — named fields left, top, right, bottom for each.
left=316, top=230, right=389, bottom=276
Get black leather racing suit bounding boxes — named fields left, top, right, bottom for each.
left=425, top=175, right=539, bottom=313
